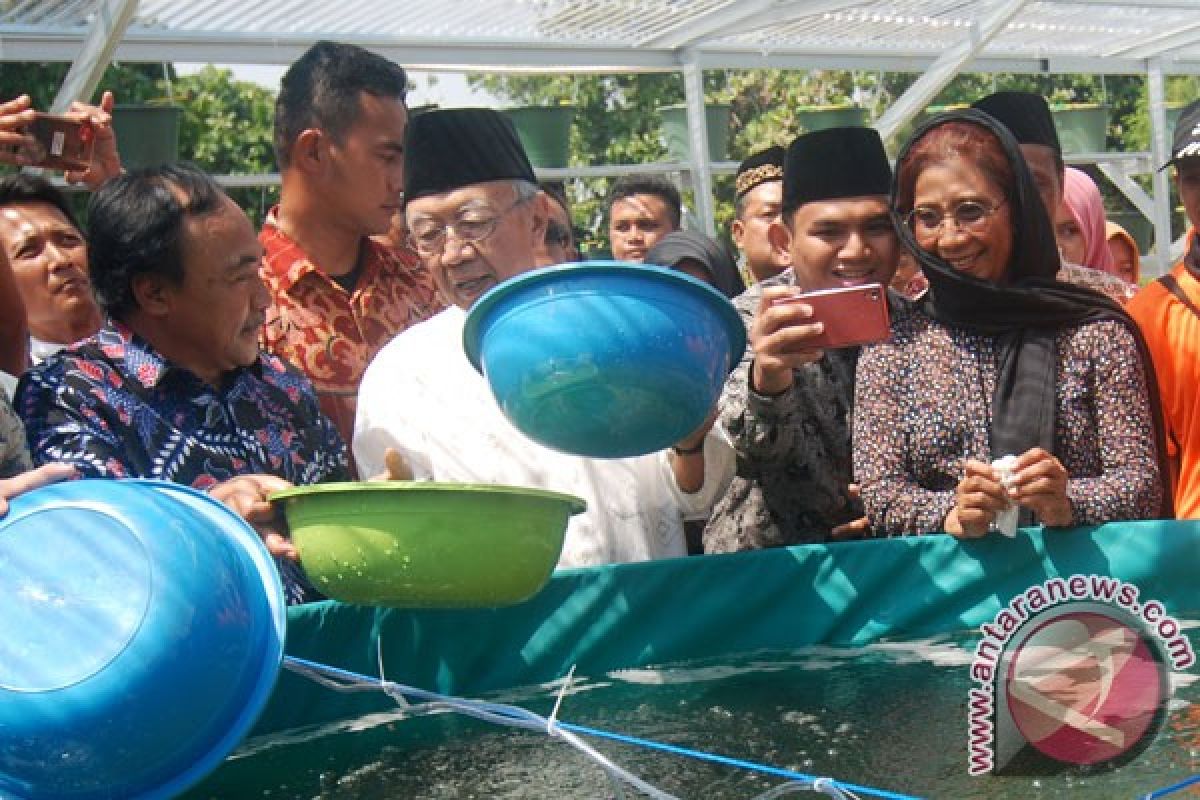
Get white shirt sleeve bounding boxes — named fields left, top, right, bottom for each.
left=660, top=421, right=736, bottom=520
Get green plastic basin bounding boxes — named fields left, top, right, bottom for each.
left=271, top=482, right=585, bottom=608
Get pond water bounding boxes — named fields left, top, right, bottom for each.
left=186, top=629, right=1200, bottom=799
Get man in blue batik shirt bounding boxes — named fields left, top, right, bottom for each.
left=17, top=164, right=350, bottom=603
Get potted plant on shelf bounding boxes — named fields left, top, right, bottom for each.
left=794, top=103, right=868, bottom=133
left=1166, top=100, right=1196, bottom=141
left=656, top=102, right=732, bottom=163
left=502, top=103, right=575, bottom=169
left=111, top=99, right=184, bottom=170
left=1050, top=103, right=1110, bottom=155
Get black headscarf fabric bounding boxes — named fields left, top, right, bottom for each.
left=645, top=230, right=746, bottom=299
left=893, top=109, right=1172, bottom=517
left=971, top=92, right=1061, bottom=153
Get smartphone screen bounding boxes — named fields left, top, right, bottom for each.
left=785, top=283, right=891, bottom=349
left=27, top=113, right=94, bottom=172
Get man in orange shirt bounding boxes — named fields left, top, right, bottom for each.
left=1127, top=99, right=1200, bottom=518
left=259, top=41, right=442, bottom=465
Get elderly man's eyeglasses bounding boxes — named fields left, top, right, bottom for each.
left=408, top=195, right=531, bottom=256
left=905, top=199, right=1006, bottom=236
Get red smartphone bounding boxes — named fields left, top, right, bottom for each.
left=784, top=283, right=891, bottom=349
left=25, top=113, right=95, bottom=171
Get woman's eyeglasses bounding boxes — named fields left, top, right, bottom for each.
left=905, top=199, right=1006, bottom=236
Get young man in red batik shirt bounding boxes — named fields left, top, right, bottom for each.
left=259, top=41, right=442, bottom=469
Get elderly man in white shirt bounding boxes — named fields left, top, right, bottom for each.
left=354, top=108, right=733, bottom=567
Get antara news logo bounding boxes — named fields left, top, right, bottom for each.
left=967, top=574, right=1195, bottom=776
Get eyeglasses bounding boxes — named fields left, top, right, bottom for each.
left=905, top=199, right=1006, bottom=236
left=407, top=195, right=531, bottom=256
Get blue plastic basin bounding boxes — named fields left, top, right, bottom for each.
left=463, top=261, right=746, bottom=458
left=0, top=479, right=286, bottom=800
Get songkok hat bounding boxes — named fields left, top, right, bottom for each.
left=781, top=127, right=891, bottom=216
left=735, top=146, right=785, bottom=198
left=972, top=91, right=1061, bottom=154
left=404, top=108, right=536, bottom=203
left=1163, top=99, right=1200, bottom=169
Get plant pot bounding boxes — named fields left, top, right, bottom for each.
left=658, top=103, right=731, bottom=162
left=111, top=104, right=183, bottom=170
left=920, top=103, right=968, bottom=124
left=1051, top=104, right=1109, bottom=154
left=795, top=105, right=868, bottom=133
left=503, top=106, right=574, bottom=169
left=1166, top=101, right=1195, bottom=141
left=1108, top=210, right=1152, bottom=255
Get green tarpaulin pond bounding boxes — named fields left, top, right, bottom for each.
left=193, top=522, right=1200, bottom=798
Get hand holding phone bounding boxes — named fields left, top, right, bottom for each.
left=1, top=94, right=96, bottom=172
left=26, top=113, right=95, bottom=172
left=0, top=94, right=39, bottom=166
left=749, top=285, right=828, bottom=396
left=781, top=283, right=891, bottom=350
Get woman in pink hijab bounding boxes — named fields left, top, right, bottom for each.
left=1055, top=166, right=1117, bottom=274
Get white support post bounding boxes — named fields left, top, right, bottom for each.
left=1095, top=161, right=1155, bottom=220
left=1147, top=59, right=1176, bottom=277
left=48, top=0, right=140, bottom=112
left=680, top=49, right=716, bottom=237
left=873, top=0, right=1030, bottom=143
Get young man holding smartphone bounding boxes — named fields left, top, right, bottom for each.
left=704, top=127, right=901, bottom=553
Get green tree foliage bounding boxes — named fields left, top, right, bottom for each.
left=0, top=62, right=166, bottom=110
left=470, top=72, right=705, bottom=251
left=171, top=66, right=280, bottom=223
left=473, top=69, right=1171, bottom=252
left=1123, top=75, right=1200, bottom=153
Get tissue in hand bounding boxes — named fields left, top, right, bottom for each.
left=991, top=455, right=1020, bottom=537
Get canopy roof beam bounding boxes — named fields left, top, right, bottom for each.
left=641, top=0, right=780, bottom=49
left=709, top=0, right=874, bottom=41
left=873, top=0, right=1031, bottom=143
left=48, top=0, right=138, bottom=112
left=1106, top=23, right=1200, bottom=61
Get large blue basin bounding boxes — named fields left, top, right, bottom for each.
left=0, top=479, right=286, bottom=799
left=463, top=261, right=746, bottom=458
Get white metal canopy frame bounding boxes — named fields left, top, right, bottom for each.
left=3, top=0, right=1197, bottom=271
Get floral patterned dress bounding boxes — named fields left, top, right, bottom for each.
left=853, top=302, right=1162, bottom=535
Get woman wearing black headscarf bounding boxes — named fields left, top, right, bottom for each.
left=853, top=110, right=1169, bottom=537
left=645, top=229, right=746, bottom=299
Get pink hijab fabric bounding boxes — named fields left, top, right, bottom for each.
left=1062, top=167, right=1117, bottom=274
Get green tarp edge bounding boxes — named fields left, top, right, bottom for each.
left=253, top=521, right=1200, bottom=737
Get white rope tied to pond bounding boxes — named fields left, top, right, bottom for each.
left=282, top=654, right=875, bottom=800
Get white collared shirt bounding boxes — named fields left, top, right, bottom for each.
left=353, top=307, right=735, bottom=568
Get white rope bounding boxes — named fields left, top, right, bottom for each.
left=283, top=657, right=867, bottom=799
left=547, top=664, right=576, bottom=735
